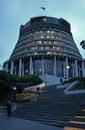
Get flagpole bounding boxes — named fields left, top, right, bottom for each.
left=41, top=7, right=46, bottom=16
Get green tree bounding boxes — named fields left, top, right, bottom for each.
left=0, top=70, right=43, bottom=99
left=20, top=74, right=42, bottom=86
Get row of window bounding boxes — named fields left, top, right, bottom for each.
left=19, top=35, right=73, bottom=44
left=20, top=30, right=70, bottom=39
left=12, top=47, right=79, bottom=59
left=13, top=40, right=79, bottom=56
left=13, top=44, right=77, bottom=54
left=19, top=30, right=73, bottom=43
left=20, top=23, right=71, bottom=37
left=16, top=38, right=75, bottom=53
left=24, top=46, right=75, bottom=52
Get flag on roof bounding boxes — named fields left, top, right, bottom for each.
left=41, top=7, right=45, bottom=10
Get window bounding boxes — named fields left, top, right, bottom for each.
left=42, top=18, right=47, bottom=22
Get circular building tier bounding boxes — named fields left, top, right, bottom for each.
left=3, top=16, right=83, bottom=83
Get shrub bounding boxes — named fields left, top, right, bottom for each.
left=20, top=74, right=42, bottom=85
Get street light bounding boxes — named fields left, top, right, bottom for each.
left=39, top=68, right=42, bottom=75
left=67, top=65, right=70, bottom=69
left=66, top=65, right=70, bottom=79
left=13, top=86, right=17, bottom=102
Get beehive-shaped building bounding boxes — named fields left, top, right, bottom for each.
left=3, top=16, right=83, bottom=83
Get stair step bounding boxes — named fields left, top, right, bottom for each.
left=12, top=85, right=85, bottom=129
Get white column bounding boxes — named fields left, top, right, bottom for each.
left=65, top=57, right=69, bottom=78
left=72, top=62, right=74, bottom=77
left=42, top=55, right=46, bottom=84
left=6, top=63, right=8, bottom=73
left=63, top=61, right=65, bottom=78
left=30, top=56, right=33, bottom=74
left=54, top=55, right=56, bottom=76
left=75, top=59, right=78, bottom=77
left=19, top=58, right=22, bottom=77
left=22, top=61, right=24, bottom=76
left=14, top=66, right=17, bottom=75
left=10, top=61, right=14, bottom=74
left=42, top=55, right=44, bottom=76
left=82, top=60, right=84, bottom=77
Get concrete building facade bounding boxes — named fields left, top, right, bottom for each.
left=3, top=16, right=84, bottom=84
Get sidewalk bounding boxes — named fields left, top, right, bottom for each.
left=0, top=113, right=64, bottom=130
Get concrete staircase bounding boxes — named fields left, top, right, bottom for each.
left=12, top=85, right=85, bottom=129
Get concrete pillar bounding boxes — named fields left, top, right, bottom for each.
left=72, top=62, right=75, bottom=77
left=14, top=66, right=17, bottom=75
left=10, top=61, right=14, bottom=74
left=22, top=61, right=24, bottom=76
left=19, top=58, right=22, bottom=77
left=63, top=61, right=66, bottom=78
left=30, top=56, right=33, bottom=74
left=42, top=55, right=44, bottom=76
left=6, top=63, right=8, bottom=73
left=54, top=55, right=56, bottom=76
left=82, top=60, right=84, bottom=77
left=75, top=59, right=78, bottom=77
left=65, top=57, right=69, bottom=78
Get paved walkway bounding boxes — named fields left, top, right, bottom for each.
left=0, top=113, right=64, bottom=130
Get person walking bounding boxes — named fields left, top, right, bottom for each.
left=6, top=101, right=12, bottom=118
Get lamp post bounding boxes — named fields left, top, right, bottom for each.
left=13, top=86, right=17, bottom=102
left=39, top=68, right=42, bottom=75
left=67, top=65, right=70, bottom=69
left=67, top=65, right=70, bottom=79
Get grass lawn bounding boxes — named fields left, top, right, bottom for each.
left=70, top=78, right=85, bottom=90
left=62, top=78, right=85, bottom=91
left=71, top=82, right=85, bottom=90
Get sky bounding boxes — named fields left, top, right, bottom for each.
left=0, top=0, right=85, bottom=67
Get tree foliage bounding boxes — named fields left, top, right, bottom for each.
left=0, top=70, right=42, bottom=99
left=20, top=74, right=42, bottom=85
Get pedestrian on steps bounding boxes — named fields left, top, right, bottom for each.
left=6, top=101, right=12, bottom=118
